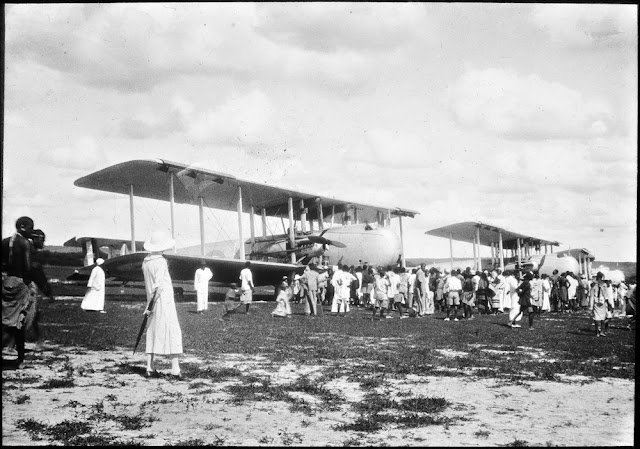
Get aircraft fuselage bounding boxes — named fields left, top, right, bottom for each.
left=246, top=223, right=402, bottom=269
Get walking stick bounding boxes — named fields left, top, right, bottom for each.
left=133, top=290, right=158, bottom=355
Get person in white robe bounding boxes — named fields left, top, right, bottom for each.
left=541, top=274, right=551, bottom=312
left=142, top=231, right=183, bottom=378
left=506, top=271, right=522, bottom=326
left=81, top=258, right=106, bottom=313
left=496, top=270, right=507, bottom=312
left=194, top=261, right=213, bottom=314
left=271, top=280, right=291, bottom=318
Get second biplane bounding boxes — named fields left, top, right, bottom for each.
left=70, top=159, right=419, bottom=288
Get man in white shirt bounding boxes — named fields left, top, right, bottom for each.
left=331, top=265, right=353, bottom=316
left=239, top=261, right=255, bottom=314
left=443, top=268, right=463, bottom=321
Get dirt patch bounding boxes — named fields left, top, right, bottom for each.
left=2, top=341, right=634, bottom=446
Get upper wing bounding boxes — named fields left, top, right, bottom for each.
left=73, top=159, right=419, bottom=222
left=425, top=221, right=559, bottom=250
left=73, top=252, right=304, bottom=287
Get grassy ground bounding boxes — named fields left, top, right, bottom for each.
left=37, top=298, right=634, bottom=381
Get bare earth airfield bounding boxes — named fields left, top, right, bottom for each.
left=1, top=291, right=634, bottom=447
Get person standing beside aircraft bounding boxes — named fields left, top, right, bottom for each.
left=435, top=271, right=445, bottom=312
left=81, top=258, right=106, bottom=313
left=354, top=266, right=363, bottom=307
left=271, top=279, right=291, bottom=318
left=141, top=230, right=183, bottom=378
left=578, top=274, right=590, bottom=310
left=461, top=271, right=475, bottom=320
left=303, top=265, right=319, bottom=316
left=221, top=283, right=240, bottom=320
left=331, top=265, right=352, bottom=316
left=239, top=261, right=255, bottom=314
left=506, top=270, right=523, bottom=327
left=317, top=266, right=328, bottom=306
left=443, top=268, right=462, bottom=321
left=194, top=260, right=213, bottom=314
left=549, top=269, right=560, bottom=312
left=396, top=267, right=411, bottom=319
left=515, top=272, right=537, bottom=330
left=414, top=264, right=428, bottom=316
left=540, top=273, right=552, bottom=312
left=384, top=266, right=398, bottom=318
left=371, top=267, right=390, bottom=320
left=557, top=272, right=570, bottom=313
left=361, top=265, right=373, bottom=309
left=566, top=272, right=579, bottom=313
left=496, top=269, right=507, bottom=313
left=589, top=272, right=613, bottom=337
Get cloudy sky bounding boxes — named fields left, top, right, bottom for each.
left=3, top=3, right=637, bottom=262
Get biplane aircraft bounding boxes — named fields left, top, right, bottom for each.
left=69, top=159, right=419, bottom=289
left=425, top=221, right=595, bottom=278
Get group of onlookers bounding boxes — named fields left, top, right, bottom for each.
left=268, top=261, right=636, bottom=337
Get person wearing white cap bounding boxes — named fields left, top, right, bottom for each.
left=81, top=258, right=106, bottom=313
left=142, top=230, right=183, bottom=378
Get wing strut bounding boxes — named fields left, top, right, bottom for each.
left=169, top=173, right=176, bottom=253
left=300, top=200, right=306, bottom=233
left=129, top=184, right=136, bottom=254
left=399, top=214, right=405, bottom=268
left=449, top=232, right=454, bottom=271
left=261, top=208, right=267, bottom=237
left=249, top=205, right=256, bottom=253
left=288, top=196, right=296, bottom=263
left=476, top=226, right=481, bottom=271
left=498, top=230, right=505, bottom=272
left=199, top=196, right=205, bottom=256
left=237, top=186, right=245, bottom=260
left=316, top=199, right=324, bottom=230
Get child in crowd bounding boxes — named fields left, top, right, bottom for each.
left=221, top=283, right=240, bottom=320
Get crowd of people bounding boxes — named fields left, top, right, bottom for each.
left=255, top=262, right=636, bottom=336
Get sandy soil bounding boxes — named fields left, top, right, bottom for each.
left=2, top=341, right=634, bottom=446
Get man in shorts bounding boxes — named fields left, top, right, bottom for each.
left=443, top=268, right=462, bottom=321
left=239, top=261, right=255, bottom=314
left=371, top=268, right=390, bottom=320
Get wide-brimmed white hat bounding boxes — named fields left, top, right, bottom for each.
left=144, top=230, right=175, bottom=252
left=96, top=258, right=104, bottom=266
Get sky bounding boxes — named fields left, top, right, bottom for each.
left=3, top=3, right=638, bottom=262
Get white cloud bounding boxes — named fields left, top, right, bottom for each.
left=531, top=4, right=637, bottom=48
left=346, top=129, right=430, bottom=170
left=449, top=67, right=615, bottom=140
left=117, top=90, right=277, bottom=147
left=254, top=3, right=430, bottom=53
left=39, top=137, right=109, bottom=173
left=5, top=3, right=380, bottom=94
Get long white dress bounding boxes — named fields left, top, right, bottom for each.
left=194, top=267, right=213, bottom=312
left=81, top=265, right=105, bottom=311
left=142, top=254, right=183, bottom=355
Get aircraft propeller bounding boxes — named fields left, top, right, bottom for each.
left=307, top=235, right=347, bottom=248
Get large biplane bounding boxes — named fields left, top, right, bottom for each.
left=70, top=159, right=418, bottom=288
